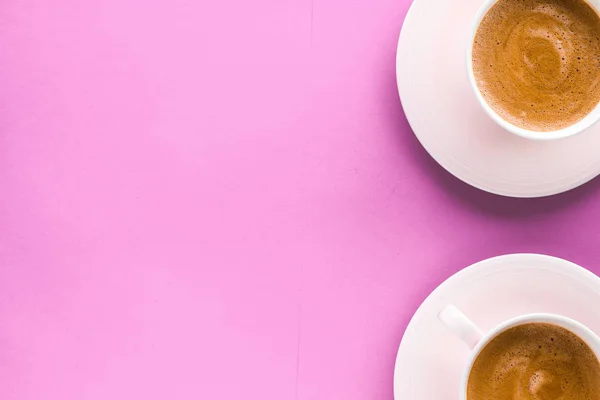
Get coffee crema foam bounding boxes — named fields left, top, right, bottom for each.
left=472, top=0, right=600, bottom=131
left=468, top=323, right=600, bottom=400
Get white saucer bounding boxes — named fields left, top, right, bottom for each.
left=396, top=0, right=600, bottom=197
left=393, top=254, right=600, bottom=399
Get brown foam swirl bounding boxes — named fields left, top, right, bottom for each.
left=472, top=0, right=600, bottom=131
left=468, top=323, right=600, bottom=400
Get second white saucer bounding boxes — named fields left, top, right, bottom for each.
left=393, top=254, right=600, bottom=399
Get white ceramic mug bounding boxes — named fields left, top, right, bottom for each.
left=466, top=0, right=600, bottom=140
left=438, top=305, right=600, bottom=400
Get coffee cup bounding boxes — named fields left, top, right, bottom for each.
left=438, top=305, right=600, bottom=400
left=466, top=0, right=600, bottom=140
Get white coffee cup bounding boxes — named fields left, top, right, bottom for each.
left=466, top=0, right=600, bottom=140
left=438, top=305, right=600, bottom=400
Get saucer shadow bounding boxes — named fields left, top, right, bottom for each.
left=396, top=102, right=600, bottom=217
left=387, top=89, right=600, bottom=218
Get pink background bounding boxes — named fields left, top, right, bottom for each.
left=1, top=0, right=600, bottom=399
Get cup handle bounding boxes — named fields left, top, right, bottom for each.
left=438, top=305, right=484, bottom=350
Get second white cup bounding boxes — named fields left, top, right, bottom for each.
left=438, top=304, right=600, bottom=400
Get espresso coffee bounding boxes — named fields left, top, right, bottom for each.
left=472, top=0, right=600, bottom=131
left=468, top=323, right=600, bottom=400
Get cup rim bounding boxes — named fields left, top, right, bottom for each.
left=466, top=0, right=600, bottom=141
left=459, top=313, right=600, bottom=400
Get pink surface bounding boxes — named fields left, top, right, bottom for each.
left=1, top=1, right=600, bottom=399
